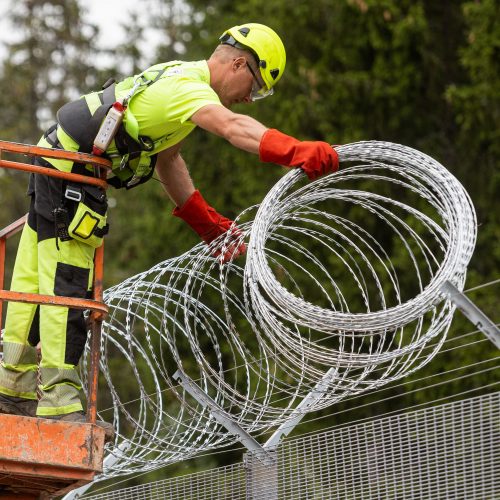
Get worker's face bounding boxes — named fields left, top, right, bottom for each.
left=219, top=57, right=264, bottom=108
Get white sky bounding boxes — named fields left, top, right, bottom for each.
left=0, top=0, right=158, bottom=63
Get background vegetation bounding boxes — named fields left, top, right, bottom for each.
left=0, top=0, right=498, bottom=489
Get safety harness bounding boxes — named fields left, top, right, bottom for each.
left=56, top=66, right=173, bottom=189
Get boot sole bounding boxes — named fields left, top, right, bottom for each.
left=0, top=401, right=37, bottom=418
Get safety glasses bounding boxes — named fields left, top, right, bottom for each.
left=246, top=62, right=274, bottom=101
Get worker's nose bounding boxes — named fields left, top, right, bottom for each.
left=242, top=95, right=252, bottom=104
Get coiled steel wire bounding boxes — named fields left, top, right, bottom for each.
left=83, top=141, right=476, bottom=477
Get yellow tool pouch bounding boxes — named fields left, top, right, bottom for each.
left=66, top=184, right=109, bottom=248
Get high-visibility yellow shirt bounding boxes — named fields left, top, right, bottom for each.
left=116, top=60, right=223, bottom=155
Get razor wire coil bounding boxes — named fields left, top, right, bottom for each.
left=84, top=141, right=477, bottom=477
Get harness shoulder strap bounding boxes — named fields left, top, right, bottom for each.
left=57, top=83, right=116, bottom=153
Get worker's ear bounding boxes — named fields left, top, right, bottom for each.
left=232, top=57, right=247, bottom=72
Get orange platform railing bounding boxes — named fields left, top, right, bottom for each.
left=0, top=141, right=112, bottom=499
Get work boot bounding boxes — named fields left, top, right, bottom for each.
left=43, top=411, right=115, bottom=442
left=0, top=393, right=37, bottom=417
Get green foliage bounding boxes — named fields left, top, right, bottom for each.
left=444, top=0, right=500, bottom=284
left=446, top=0, right=500, bottom=163
left=0, top=0, right=102, bottom=141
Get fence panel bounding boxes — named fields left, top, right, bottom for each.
left=83, top=392, right=499, bottom=500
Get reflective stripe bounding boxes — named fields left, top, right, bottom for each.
left=36, top=402, right=83, bottom=416
left=37, top=130, right=81, bottom=172
left=0, top=385, right=37, bottom=399
left=37, top=366, right=84, bottom=415
left=2, top=342, right=38, bottom=366
left=37, top=136, right=71, bottom=172
left=85, top=92, right=104, bottom=115
left=56, top=125, right=80, bottom=151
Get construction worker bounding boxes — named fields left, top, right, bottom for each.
left=0, top=23, right=338, bottom=422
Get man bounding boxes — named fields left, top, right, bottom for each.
left=0, top=23, right=338, bottom=422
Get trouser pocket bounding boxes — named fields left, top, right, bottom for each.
left=67, top=184, right=109, bottom=248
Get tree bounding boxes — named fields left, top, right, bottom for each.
left=445, top=0, right=500, bottom=282
left=0, top=0, right=102, bottom=142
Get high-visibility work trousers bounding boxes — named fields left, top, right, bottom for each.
left=0, top=196, right=95, bottom=416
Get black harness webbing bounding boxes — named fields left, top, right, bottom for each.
left=55, top=68, right=168, bottom=189
left=56, top=83, right=116, bottom=154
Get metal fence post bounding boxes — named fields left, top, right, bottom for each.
left=441, top=280, right=500, bottom=349
left=245, top=449, right=278, bottom=500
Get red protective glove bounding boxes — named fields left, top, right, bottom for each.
left=173, top=190, right=246, bottom=263
left=259, top=128, right=339, bottom=180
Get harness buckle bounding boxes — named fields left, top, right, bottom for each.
left=139, top=136, right=154, bottom=151
left=119, top=154, right=130, bottom=171
left=65, top=186, right=82, bottom=202
left=127, top=175, right=141, bottom=188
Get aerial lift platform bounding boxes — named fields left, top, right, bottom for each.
left=0, top=141, right=111, bottom=499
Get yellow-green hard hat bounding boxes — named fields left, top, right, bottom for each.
left=220, top=23, right=286, bottom=96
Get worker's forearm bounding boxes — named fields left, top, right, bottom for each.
left=156, top=151, right=195, bottom=207
left=191, top=105, right=267, bottom=155
left=222, top=114, right=267, bottom=154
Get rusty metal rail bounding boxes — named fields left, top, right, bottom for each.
left=0, top=140, right=112, bottom=426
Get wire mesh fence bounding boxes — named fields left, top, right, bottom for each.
left=82, top=390, right=499, bottom=499
left=81, top=462, right=247, bottom=500
left=270, top=391, right=499, bottom=499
